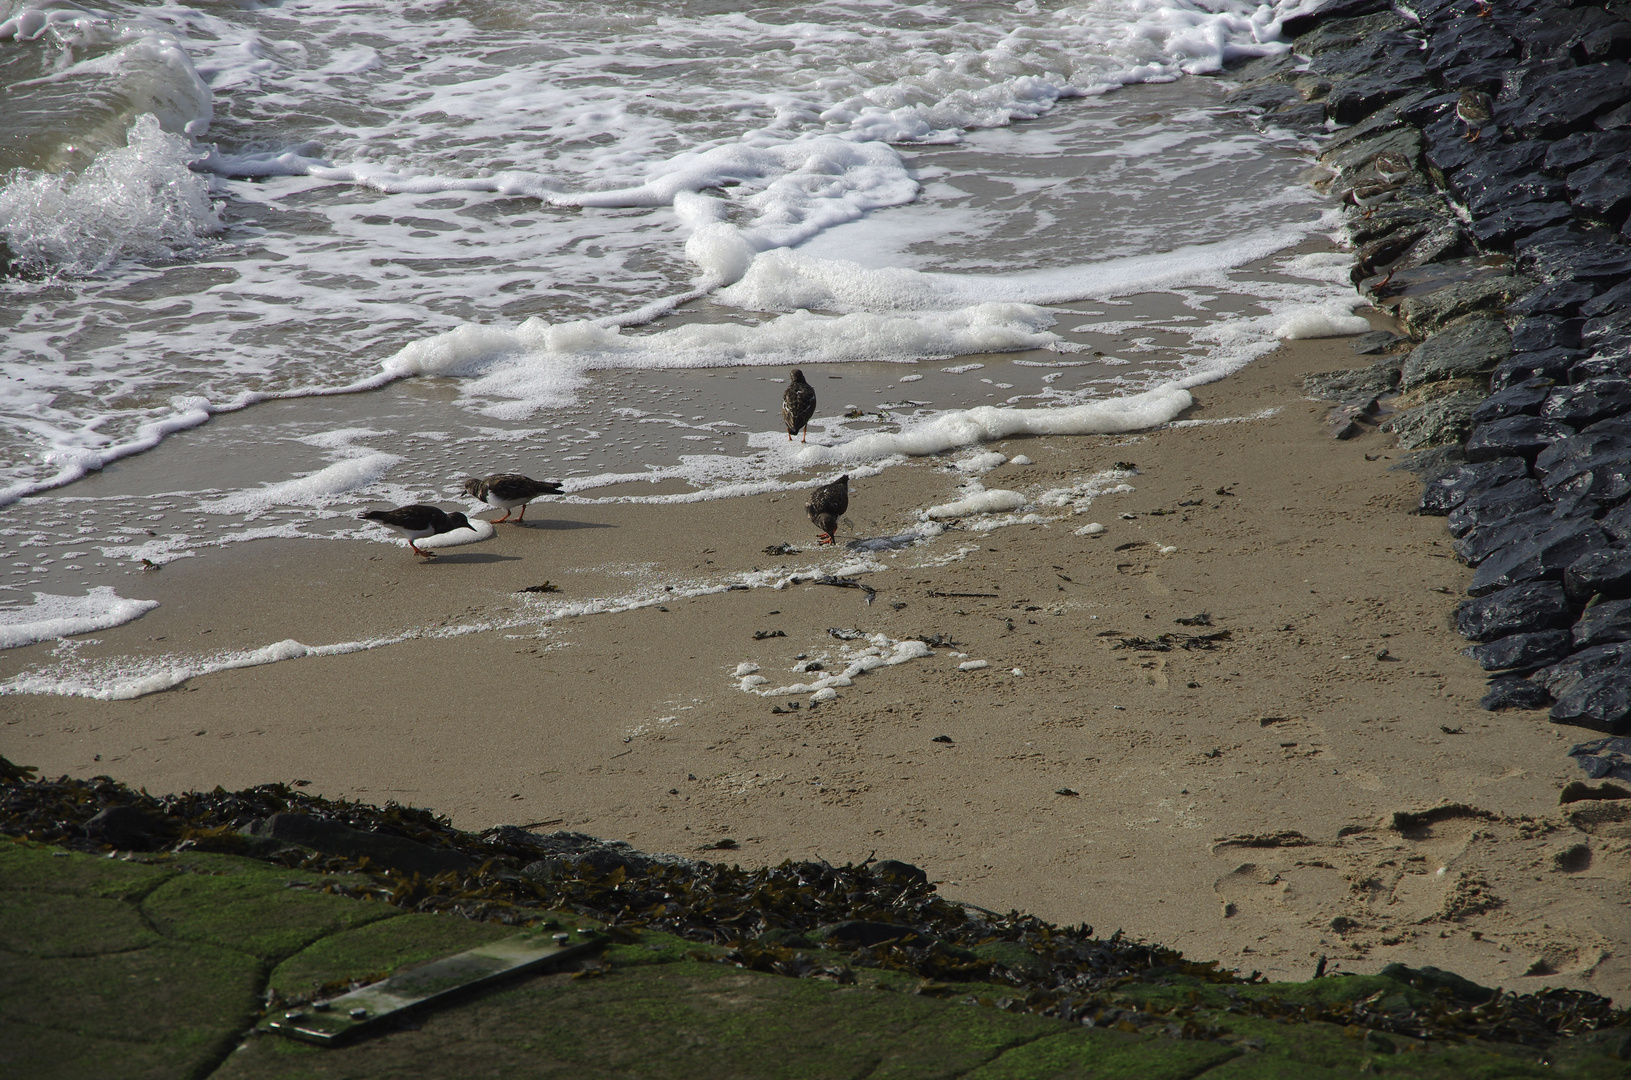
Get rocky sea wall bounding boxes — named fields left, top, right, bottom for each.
left=1227, top=0, right=1631, bottom=746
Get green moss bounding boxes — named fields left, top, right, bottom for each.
left=962, top=1027, right=1241, bottom=1079
left=0, top=893, right=163, bottom=957
left=0, top=841, right=176, bottom=900
left=0, top=941, right=261, bottom=1080
left=141, top=858, right=400, bottom=965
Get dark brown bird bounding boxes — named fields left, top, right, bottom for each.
left=360, top=505, right=476, bottom=557
left=1457, top=88, right=1493, bottom=142
left=1371, top=149, right=1412, bottom=186
left=806, top=474, right=849, bottom=546
left=782, top=368, right=817, bottom=443
left=462, top=473, right=563, bottom=523
left=1348, top=181, right=1397, bottom=219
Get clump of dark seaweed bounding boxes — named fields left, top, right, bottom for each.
left=3, top=759, right=1625, bottom=1048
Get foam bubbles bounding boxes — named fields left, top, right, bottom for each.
left=0, top=587, right=159, bottom=649
left=0, top=115, right=219, bottom=275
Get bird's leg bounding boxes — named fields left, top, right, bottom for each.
left=801, top=429, right=807, bottom=443
left=494, top=509, right=512, bottom=523
left=787, top=432, right=793, bottom=442
left=410, top=541, right=432, bottom=557
left=1469, top=127, right=1482, bottom=143
left=517, top=504, right=527, bottom=522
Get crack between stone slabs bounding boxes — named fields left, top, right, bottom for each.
left=945, top=1027, right=1055, bottom=1080
left=1187, top=1047, right=1251, bottom=1078
left=841, top=1007, right=945, bottom=1080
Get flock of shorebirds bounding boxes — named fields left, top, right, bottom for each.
left=361, top=367, right=850, bottom=557
left=1346, top=88, right=1494, bottom=220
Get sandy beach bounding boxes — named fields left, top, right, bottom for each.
left=5, top=321, right=1626, bottom=1000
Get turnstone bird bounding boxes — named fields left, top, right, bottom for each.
left=1371, top=150, right=1413, bottom=186
left=462, top=473, right=564, bottom=523
left=783, top=368, right=817, bottom=443
left=1348, top=182, right=1397, bottom=218
left=361, top=505, right=476, bottom=557
left=806, top=474, right=849, bottom=546
left=1457, top=88, right=1494, bottom=142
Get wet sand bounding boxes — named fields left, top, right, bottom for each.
left=3, top=328, right=1627, bottom=1000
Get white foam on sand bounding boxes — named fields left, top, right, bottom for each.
left=0, top=587, right=159, bottom=650
left=0, top=635, right=402, bottom=700
left=925, top=487, right=1029, bottom=520
left=736, top=634, right=934, bottom=703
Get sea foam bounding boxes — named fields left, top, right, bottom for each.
left=0, top=587, right=159, bottom=650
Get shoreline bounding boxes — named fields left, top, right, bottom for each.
left=7, top=325, right=1627, bottom=997
left=8, top=0, right=1631, bottom=1005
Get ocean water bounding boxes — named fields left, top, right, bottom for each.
left=0, top=0, right=1368, bottom=687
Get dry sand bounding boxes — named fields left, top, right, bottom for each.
left=4, top=329, right=1629, bottom=1000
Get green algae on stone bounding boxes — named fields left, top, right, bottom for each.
left=141, top=856, right=401, bottom=966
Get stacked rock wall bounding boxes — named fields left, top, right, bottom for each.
left=1231, top=0, right=1631, bottom=736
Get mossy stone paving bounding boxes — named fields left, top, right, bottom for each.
left=4, top=840, right=1630, bottom=1080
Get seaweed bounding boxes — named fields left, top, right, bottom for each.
left=3, top=757, right=1625, bottom=1049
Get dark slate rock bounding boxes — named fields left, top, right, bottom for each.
left=1535, top=431, right=1631, bottom=478
left=1419, top=456, right=1529, bottom=515
left=1229, top=80, right=1302, bottom=113
left=1456, top=504, right=1560, bottom=565
left=1490, top=348, right=1586, bottom=392
left=1470, top=517, right=1611, bottom=595
left=1470, top=200, right=1577, bottom=247
left=1601, top=500, right=1631, bottom=542
left=1511, top=6, right=1630, bottom=63
left=1515, top=235, right=1631, bottom=284
left=1582, top=17, right=1631, bottom=65
left=1326, top=68, right=1426, bottom=124
left=1397, top=275, right=1535, bottom=337
left=1320, top=88, right=1439, bottom=157
left=518, top=831, right=673, bottom=879
left=1456, top=580, right=1573, bottom=641
left=1303, top=360, right=1401, bottom=401
left=1600, top=99, right=1631, bottom=130
left=1230, top=52, right=1303, bottom=84
left=1551, top=670, right=1631, bottom=734
left=1509, top=62, right=1631, bottom=140
left=1385, top=391, right=1483, bottom=450
left=1575, top=597, right=1631, bottom=647
left=1566, top=545, right=1631, bottom=601
left=1511, top=316, right=1585, bottom=353
left=244, top=812, right=476, bottom=877
left=1545, top=464, right=1631, bottom=518
left=1464, top=415, right=1575, bottom=462
left=1507, top=280, right=1599, bottom=318
left=1568, top=154, right=1631, bottom=224
left=1567, top=736, right=1631, bottom=781
left=1542, top=377, right=1631, bottom=426
left=1427, top=17, right=1516, bottom=72
left=1471, top=379, right=1554, bottom=424
left=1447, top=478, right=1547, bottom=537
left=1535, top=640, right=1631, bottom=697
left=85, top=805, right=170, bottom=849
left=1545, top=129, right=1631, bottom=174
left=1351, top=330, right=1406, bottom=355
left=1481, top=675, right=1555, bottom=711
left=816, top=920, right=924, bottom=947
left=1447, top=140, right=1548, bottom=197
left=1284, top=2, right=1395, bottom=43
left=1583, top=308, right=1631, bottom=352
left=1399, top=315, right=1513, bottom=389
left=1567, top=352, right=1631, bottom=381
left=1580, top=278, right=1631, bottom=319
left=1460, top=167, right=1562, bottom=219
left=1468, top=629, right=1575, bottom=671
